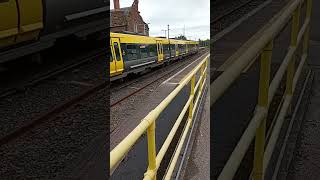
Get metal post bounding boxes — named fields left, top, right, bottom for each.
left=168, top=25, right=171, bottom=59
left=287, top=5, right=301, bottom=95
left=253, top=41, right=273, bottom=180
left=189, top=75, right=196, bottom=120
left=303, top=0, right=313, bottom=55
left=167, top=25, right=170, bottom=39
left=199, top=64, right=205, bottom=93
left=146, top=121, right=157, bottom=180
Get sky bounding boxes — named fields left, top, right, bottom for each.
left=110, top=0, right=210, bottom=40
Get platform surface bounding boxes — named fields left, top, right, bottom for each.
left=285, top=0, right=320, bottom=178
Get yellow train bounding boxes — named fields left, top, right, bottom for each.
left=110, top=32, right=199, bottom=81
left=0, top=0, right=107, bottom=62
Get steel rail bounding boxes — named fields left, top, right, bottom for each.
left=212, top=0, right=256, bottom=23
left=0, top=50, right=106, bottom=99
left=0, top=81, right=107, bottom=146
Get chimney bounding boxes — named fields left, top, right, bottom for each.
left=114, top=0, right=120, bottom=10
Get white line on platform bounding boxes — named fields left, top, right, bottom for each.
left=161, top=53, right=209, bottom=85
left=166, top=82, right=180, bottom=85
left=128, top=86, right=140, bottom=90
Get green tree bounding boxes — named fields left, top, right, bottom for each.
left=175, top=34, right=187, bottom=40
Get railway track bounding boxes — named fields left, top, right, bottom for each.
left=0, top=49, right=106, bottom=146
left=0, top=51, right=106, bottom=142
left=110, top=49, right=209, bottom=108
left=0, top=81, right=106, bottom=146
left=212, top=0, right=266, bottom=33
left=0, top=47, right=108, bottom=179
left=0, top=50, right=106, bottom=99
left=0, top=84, right=108, bottom=178
left=212, top=0, right=256, bottom=23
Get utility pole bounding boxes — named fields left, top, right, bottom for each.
left=168, top=24, right=171, bottom=59
left=183, top=25, right=185, bottom=37
left=167, top=24, right=170, bottom=39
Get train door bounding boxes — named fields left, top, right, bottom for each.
left=110, top=40, right=116, bottom=76
left=0, top=0, right=19, bottom=48
left=16, top=0, right=43, bottom=43
left=156, top=41, right=164, bottom=62
left=110, top=38, right=124, bottom=77
left=176, top=44, right=179, bottom=56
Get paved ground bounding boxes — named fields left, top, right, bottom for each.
left=286, top=69, right=320, bottom=180
left=286, top=0, right=320, bottom=178
left=183, top=59, right=211, bottom=180
left=184, top=92, right=210, bottom=180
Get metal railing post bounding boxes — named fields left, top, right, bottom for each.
left=303, top=0, right=313, bottom=55
left=306, top=0, right=313, bottom=19
left=199, top=63, right=205, bottom=93
left=287, top=5, right=301, bottom=96
left=206, top=57, right=208, bottom=77
left=146, top=121, right=157, bottom=180
left=188, top=75, right=196, bottom=120
left=253, top=41, right=273, bottom=180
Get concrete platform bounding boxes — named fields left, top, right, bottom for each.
left=283, top=0, right=320, bottom=178
left=183, top=92, right=210, bottom=180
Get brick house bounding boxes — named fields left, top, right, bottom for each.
left=110, top=0, right=149, bottom=36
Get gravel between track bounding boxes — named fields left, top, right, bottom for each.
left=0, top=55, right=106, bottom=139
left=212, top=0, right=266, bottom=34
left=0, top=86, right=107, bottom=179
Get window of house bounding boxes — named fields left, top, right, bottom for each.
left=134, top=24, right=138, bottom=33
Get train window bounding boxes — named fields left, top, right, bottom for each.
left=126, top=44, right=138, bottom=61
left=170, top=44, right=175, bottom=51
left=149, top=44, right=157, bottom=57
left=114, top=42, right=121, bottom=61
left=163, top=45, right=169, bottom=54
left=140, top=45, right=148, bottom=58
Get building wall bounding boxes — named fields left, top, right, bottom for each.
left=110, top=0, right=149, bottom=35
left=126, top=1, right=149, bottom=35
left=110, top=11, right=127, bottom=32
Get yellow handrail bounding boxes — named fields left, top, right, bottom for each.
left=210, top=0, right=313, bottom=179
left=110, top=53, right=210, bottom=179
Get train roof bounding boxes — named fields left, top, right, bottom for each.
left=111, top=32, right=198, bottom=45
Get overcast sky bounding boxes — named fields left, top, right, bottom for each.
left=110, top=0, right=210, bottom=40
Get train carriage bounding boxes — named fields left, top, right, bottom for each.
left=110, top=32, right=199, bottom=81
left=0, top=0, right=107, bottom=62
